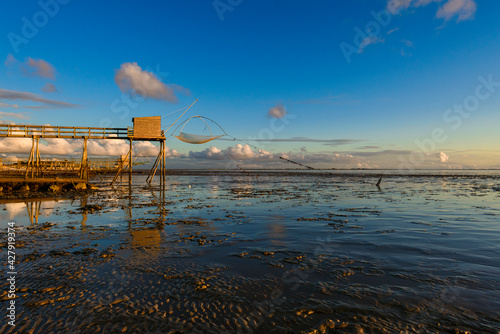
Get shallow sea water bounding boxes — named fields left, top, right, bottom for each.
left=1, top=171, right=499, bottom=333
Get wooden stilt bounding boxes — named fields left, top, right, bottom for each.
left=25, top=136, right=35, bottom=179
left=129, top=140, right=133, bottom=177
left=159, top=141, right=163, bottom=187
left=146, top=150, right=162, bottom=184
left=129, top=140, right=133, bottom=186
left=147, top=141, right=163, bottom=185
left=162, top=139, right=166, bottom=187
left=110, top=149, right=131, bottom=186
left=35, top=138, right=40, bottom=177
left=80, top=137, right=88, bottom=180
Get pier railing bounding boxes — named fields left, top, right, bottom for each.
left=0, top=124, right=130, bottom=139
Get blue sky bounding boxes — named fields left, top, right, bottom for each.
left=1, top=0, right=499, bottom=169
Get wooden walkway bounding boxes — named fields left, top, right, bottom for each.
left=0, top=177, right=86, bottom=184
left=0, top=124, right=131, bottom=140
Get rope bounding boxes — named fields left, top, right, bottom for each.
left=225, top=135, right=316, bottom=171
left=225, top=135, right=265, bottom=152
left=161, top=106, right=189, bottom=120
left=162, top=99, right=198, bottom=134
left=222, top=150, right=252, bottom=177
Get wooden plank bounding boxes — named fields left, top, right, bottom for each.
left=0, top=177, right=85, bottom=183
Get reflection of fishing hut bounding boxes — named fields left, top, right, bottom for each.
left=130, top=229, right=162, bottom=258
left=131, top=229, right=161, bottom=248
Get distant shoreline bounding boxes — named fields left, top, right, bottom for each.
left=110, top=169, right=500, bottom=178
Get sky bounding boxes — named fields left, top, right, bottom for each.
left=0, top=0, right=499, bottom=170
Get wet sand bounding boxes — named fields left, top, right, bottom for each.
left=1, top=172, right=500, bottom=333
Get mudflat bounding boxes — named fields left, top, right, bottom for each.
left=1, top=172, right=499, bottom=333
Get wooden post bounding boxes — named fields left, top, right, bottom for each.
left=25, top=136, right=35, bottom=179
left=110, top=150, right=130, bottom=186
left=35, top=138, right=40, bottom=177
left=160, top=140, right=164, bottom=187
left=146, top=148, right=162, bottom=184
left=129, top=139, right=133, bottom=185
left=162, top=139, right=166, bottom=187
left=80, top=137, right=88, bottom=180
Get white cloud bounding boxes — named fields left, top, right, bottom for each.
left=440, top=151, right=449, bottom=162
left=114, top=62, right=189, bottom=103
left=4, top=203, right=25, bottom=220
left=387, top=0, right=477, bottom=21
left=0, top=137, right=41, bottom=154
left=227, top=144, right=258, bottom=159
left=436, top=0, right=476, bottom=21
left=0, top=103, right=19, bottom=108
left=0, top=155, right=19, bottom=162
left=21, top=57, right=56, bottom=79
left=0, top=111, right=29, bottom=119
left=41, top=83, right=57, bottom=93
left=189, top=146, right=225, bottom=160
left=87, top=139, right=129, bottom=156
left=387, top=0, right=413, bottom=14
left=189, top=144, right=274, bottom=161
left=43, top=138, right=82, bottom=155
left=0, top=89, right=79, bottom=109
left=268, top=104, right=287, bottom=119
left=88, top=139, right=181, bottom=158
left=387, top=27, right=400, bottom=34
left=280, top=152, right=355, bottom=164
left=188, top=145, right=361, bottom=167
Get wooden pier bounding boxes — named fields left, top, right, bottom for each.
left=0, top=116, right=167, bottom=189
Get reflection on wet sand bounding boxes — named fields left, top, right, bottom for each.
left=266, top=215, right=287, bottom=246
left=0, top=195, right=90, bottom=228
left=130, top=229, right=162, bottom=255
